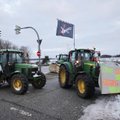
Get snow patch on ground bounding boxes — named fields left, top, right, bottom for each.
left=79, top=95, right=120, bottom=120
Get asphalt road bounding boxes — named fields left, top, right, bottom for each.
left=0, top=73, right=101, bottom=120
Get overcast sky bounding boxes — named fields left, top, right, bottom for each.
left=0, top=0, right=120, bottom=58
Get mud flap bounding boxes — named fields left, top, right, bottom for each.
left=99, top=62, right=120, bottom=94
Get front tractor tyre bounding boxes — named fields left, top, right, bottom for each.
left=32, top=72, right=46, bottom=89
left=11, top=74, right=28, bottom=95
left=76, top=74, right=95, bottom=98
left=59, top=65, right=72, bottom=88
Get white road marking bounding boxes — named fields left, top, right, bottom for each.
left=10, top=107, right=32, bottom=117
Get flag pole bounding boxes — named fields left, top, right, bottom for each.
left=73, top=25, right=75, bottom=50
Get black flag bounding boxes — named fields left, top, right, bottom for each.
left=56, top=20, right=74, bottom=38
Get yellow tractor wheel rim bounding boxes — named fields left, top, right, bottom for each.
left=13, top=79, right=22, bottom=91
left=78, top=80, right=85, bottom=94
left=60, top=69, right=66, bottom=84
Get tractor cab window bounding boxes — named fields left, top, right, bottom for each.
left=77, top=52, right=82, bottom=61
left=61, top=55, right=68, bottom=60
left=0, top=54, right=2, bottom=63
left=9, top=53, right=14, bottom=63
left=2, top=53, right=7, bottom=65
left=70, top=51, right=76, bottom=62
left=80, top=53, right=84, bottom=60
left=16, top=53, right=23, bottom=63
left=84, top=52, right=91, bottom=61
left=94, top=51, right=100, bottom=58
left=79, top=51, right=92, bottom=61
left=0, top=53, right=8, bottom=68
left=8, top=53, right=23, bottom=63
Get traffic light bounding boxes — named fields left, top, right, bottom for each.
left=0, top=30, right=1, bottom=37
left=15, top=25, right=21, bottom=34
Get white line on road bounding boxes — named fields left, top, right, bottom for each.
left=10, top=107, right=32, bottom=117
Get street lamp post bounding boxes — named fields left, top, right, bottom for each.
left=15, top=25, right=42, bottom=72
left=37, top=39, right=42, bottom=72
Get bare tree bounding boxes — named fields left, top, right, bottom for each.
left=20, top=46, right=31, bottom=63
left=0, top=39, right=4, bottom=49
left=3, top=40, right=12, bottom=49
left=12, top=45, right=18, bottom=50
left=0, top=39, right=30, bottom=61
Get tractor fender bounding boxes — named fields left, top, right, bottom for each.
left=6, top=71, right=21, bottom=84
left=60, top=63, right=73, bottom=84
left=60, top=63, right=72, bottom=74
left=60, top=64, right=68, bottom=71
left=10, top=71, right=21, bottom=78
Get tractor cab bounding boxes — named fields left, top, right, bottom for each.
left=56, top=54, right=68, bottom=64
left=68, top=49, right=99, bottom=73
left=0, top=49, right=24, bottom=75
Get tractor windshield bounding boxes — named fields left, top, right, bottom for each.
left=80, top=51, right=93, bottom=61
left=60, top=55, right=68, bottom=61
left=9, top=52, right=23, bottom=63
left=81, top=50, right=100, bottom=62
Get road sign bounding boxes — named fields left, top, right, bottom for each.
left=37, top=51, right=40, bottom=57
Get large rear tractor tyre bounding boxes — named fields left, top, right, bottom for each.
left=11, top=74, right=28, bottom=95
left=32, top=72, right=46, bottom=89
left=76, top=74, right=95, bottom=98
left=59, top=65, right=72, bottom=88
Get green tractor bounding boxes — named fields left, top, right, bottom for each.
left=0, top=49, right=46, bottom=95
left=59, top=49, right=100, bottom=98
left=56, top=54, right=68, bottom=64
left=49, top=54, right=68, bottom=73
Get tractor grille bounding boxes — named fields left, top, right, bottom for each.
left=21, top=68, right=27, bottom=74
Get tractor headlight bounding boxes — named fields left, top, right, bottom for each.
left=75, top=60, right=79, bottom=65
left=32, top=71, right=36, bottom=74
left=31, top=67, right=38, bottom=76
left=75, top=60, right=81, bottom=67
left=97, top=60, right=100, bottom=64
